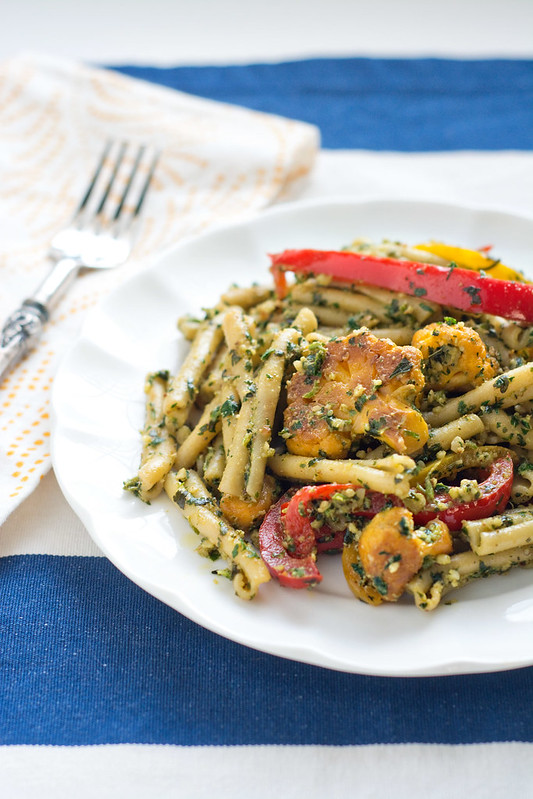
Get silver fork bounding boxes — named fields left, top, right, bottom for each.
left=0, top=140, right=160, bottom=380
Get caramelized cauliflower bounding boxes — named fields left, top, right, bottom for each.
left=342, top=507, right=452, bottom=604
left=412, top=321, right=497, bottom=392
left=220, top=475, right=278, bottom=531
left=283, top=329, right=428, bottom=457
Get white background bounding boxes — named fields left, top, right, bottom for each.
left=2, top=0, right=533, bottom=65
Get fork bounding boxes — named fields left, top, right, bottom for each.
left=0, top=140, right=159, bottom=380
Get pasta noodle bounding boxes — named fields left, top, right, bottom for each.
left=164, top=313, right=226, bottom=431
left=245, top=327, right=300, bottom=497
left=267, top=453, right=414, bottom=498
left=426, top=362, right=533, bottom=427
left=125, top=234, right=533, bottom=609
left=369, top=327, right=415, bottom=345
left=220, top=283, right=273, bottom=309
left=285, top=302, right=358, bottom=328
left=123, top=371, right=177, bottom=502
left=288, top=283, right=386, bottom=319
left=424, top=413, right=485, bottom=452
left=202, top=435, right=226, bottom=487
left=482, top=408, right=533, bottom=449
left=512, top=465, right=533, bottom=504
left=406, top=545, right=533, bottom=611
left=340, top=281, right=438, bottom=324
left=463, top=506, right=533, bottom=555
left=174, top=394, right=223, bottom=469
left=164, top=469, right=270, bottom=599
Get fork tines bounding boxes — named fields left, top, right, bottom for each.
left=75, top=141, right=160, bottom=231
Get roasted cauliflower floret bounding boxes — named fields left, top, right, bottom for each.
left=412, top=321, right=497, bottom=392
left=220, top=475, right=278, bottom=531
left=283, top=330, right=429, bottom=457
left=342, top=507, right=452, bottom=604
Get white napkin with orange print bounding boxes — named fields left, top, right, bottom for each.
left=0, top=52, right=319, bottom=524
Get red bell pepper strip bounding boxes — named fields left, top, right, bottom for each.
left=259, top=484, right=403, bottom=588
left=258, top=494, right=322, bottom=588
left=260, top=456, right=513, bottom=588
left=413, top=455, right=514, bottom=531
left=283, top=484, right=348, bottom=554
left=283, top=483, right=402, bottom=554
left=270, top=249, right=533, bottom=323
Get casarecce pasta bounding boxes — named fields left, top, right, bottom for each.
left=125, top=236, right=533, bottom=608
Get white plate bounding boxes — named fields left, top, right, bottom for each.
left=51, top=198, right=533, bottom=677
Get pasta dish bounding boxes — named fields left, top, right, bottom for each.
left=125, top=237, right=533, bottom=610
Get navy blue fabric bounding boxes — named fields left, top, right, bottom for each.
left=0, top=555, right=532, bottom=746
left=113, top=58, right=533, bottom=151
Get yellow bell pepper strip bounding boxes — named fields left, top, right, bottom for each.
left=270, top=249, right=533, bottom=323
left=415, top=241, right=528, bottom=283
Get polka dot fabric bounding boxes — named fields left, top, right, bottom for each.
left=0, top=53, right=318, bottom=524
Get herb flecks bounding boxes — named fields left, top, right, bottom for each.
left=389, top=357, right=413, bottom=380
left=463, top=285, right=482, bottom=306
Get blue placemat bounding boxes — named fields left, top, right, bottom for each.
left=1, top=556, right=532, bottom=746
left=115, top=58, right=533, bottom=151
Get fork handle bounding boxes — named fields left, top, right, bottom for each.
left=0, top=258, right=80, bottom=380
left=30, top=257, right=81, bottom=309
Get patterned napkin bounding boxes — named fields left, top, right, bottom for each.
left=0, top=52, right=319, bottom=524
